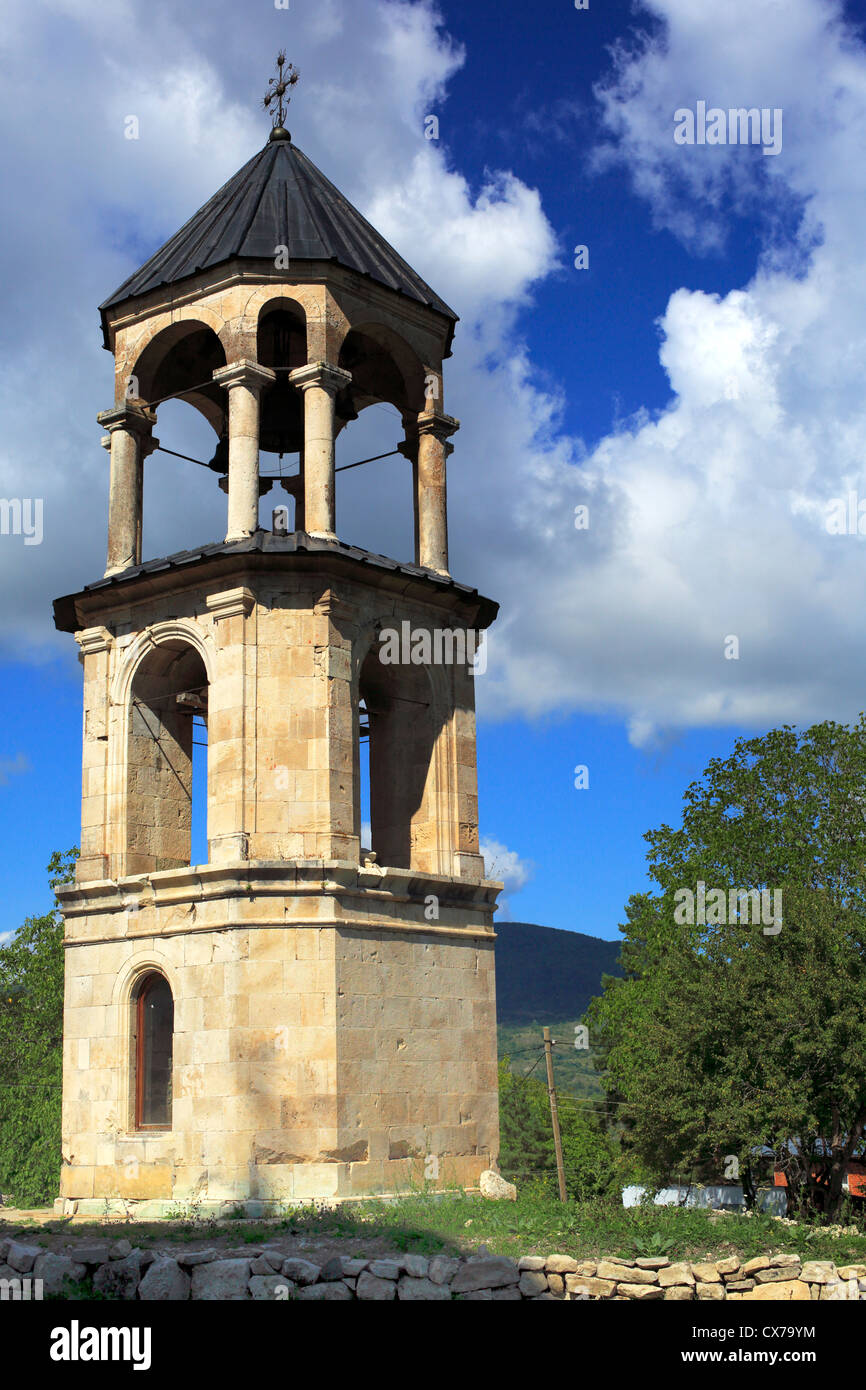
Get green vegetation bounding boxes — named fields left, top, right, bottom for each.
left=497, top=1020, right=603, bottom=1099
left=7, top=1191, right=865, bottom=1268
left=498, top=1058, right=620, bottom=1201
left=494, top=921, right=620, bottom=1026
left=0, top=849, right=76, bottom=1208
left=589, top=719, right=866, bottom=1223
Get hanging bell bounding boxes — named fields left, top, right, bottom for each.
left=207, top=434, right=229, bottom=473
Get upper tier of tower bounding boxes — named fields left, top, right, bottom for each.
left=96, top=124, right=463, bottom=582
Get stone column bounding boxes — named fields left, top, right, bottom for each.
left=398, top=419, right=421, bottom=562
left=289, top=362, right=352, bottom=539
left=415, top=410, right=458, bottom=575
left=213, top=360, right=276, bottom=543
left=97, top=405, right=157, bottom=576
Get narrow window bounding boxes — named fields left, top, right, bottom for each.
left=134, top=973, right=174, bottom=1129
left=359, top=696, right=372, bottom=856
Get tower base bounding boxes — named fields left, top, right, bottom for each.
left=58, top=862, right=500, bottom=1210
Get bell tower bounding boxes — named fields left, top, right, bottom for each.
left=54, top=64, right=501, bottom=1215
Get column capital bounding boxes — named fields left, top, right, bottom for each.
left=97, top=404, right=157, bottom=435
left=212, top=359, right=276, bottom=393
left=417, top=410, right=459, bottom=441
left=75, top=626, right=114, bottom=656
left=289, top=361, right=352, bottom=396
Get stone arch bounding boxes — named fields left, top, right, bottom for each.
left=352, top=619, right=447, bottom=872
left=112, top=620, right=216, bottom=709
left=112, top=952, right=178, bottom=1134
left=338, top=321, right=428, bottom=418
left=112, top=622, right=215, bottom=876
left=112, top=948, right=181, bottom=1008
left=129, top=318, right=228, bottom=436
left=256, top=296, right=308, bottom=457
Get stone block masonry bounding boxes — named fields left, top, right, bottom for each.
left=2, top=1237, right=863, bottom=1301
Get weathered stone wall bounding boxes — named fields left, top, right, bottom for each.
left=2, top=1237, right=863, bottom=1301
left=59, top=548, right=500, bottom=1214
left=73, top=558, right=490, bottom=882
left=58, top=906, right=497, bottom=1213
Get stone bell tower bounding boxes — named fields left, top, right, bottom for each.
left=53, top=66, right=501, bottom=1215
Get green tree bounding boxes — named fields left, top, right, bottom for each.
left=498, top=1056, right=620, bottom=1201
left=589, top=719, right=866, bottom=1222
left=0, top=848, right=76, bottom=1207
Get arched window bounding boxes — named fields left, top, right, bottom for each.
left=133, top=973, right=174, bottom=1130
left=126, top=639, right=209, bottom=874
left=355, top=642, right=438, bottom=871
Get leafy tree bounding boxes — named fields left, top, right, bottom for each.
left=498, top=1056, right=620, bottom=1201
left=589, top=720, right=866, bottom=1222
left=0, top=849, right=76, bottom=1206
left=498, top=1057, right=551, bottom=1183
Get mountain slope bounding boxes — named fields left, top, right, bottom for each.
left=494, top=921, right=622, bottom=1026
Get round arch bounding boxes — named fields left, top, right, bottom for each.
left=338, top=322, right=428, bottom=416
left=111, top=622, right=215, bottom=877
left=111, top=620, right=216, bottom=711
left=129, top=319, right=227, bottom=435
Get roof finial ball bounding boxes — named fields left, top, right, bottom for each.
left=263, top=50, right=299, bottom=143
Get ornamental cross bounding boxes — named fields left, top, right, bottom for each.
left=262, top=51, right=300, bottom=130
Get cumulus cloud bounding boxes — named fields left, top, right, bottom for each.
left=464, top=0, right=866, bottom=744
left=4, top=0, right=866, bottom=756
left=480, top=837, right=533, bottom=892
left=480, top=836, right=533, bottom=921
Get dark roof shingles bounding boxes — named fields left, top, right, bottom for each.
left=99, top=140, right=456, bottom=327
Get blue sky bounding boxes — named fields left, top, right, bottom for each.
left=3, top=0, right=866, bottom=943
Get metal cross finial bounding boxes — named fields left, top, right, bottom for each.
left=262, top=51, right=300, bottom=131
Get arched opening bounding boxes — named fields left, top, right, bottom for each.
left=132, top=972, right=174, bottom=1131
left=125, top=639, right=209, bottom=874
left=359, top=696, right=372, bottom=855
left=355, top=638, right=437, bottom=870
left=134, top=320, right=227, bottom=435
left=258, top=298, right=307, bottom=528
left=131, top=321, right=228, bottom=558
left=336, top=325, right=427, bottom=560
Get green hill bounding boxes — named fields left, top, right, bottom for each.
left=493, top=921, right=622, bottom=1098
left=494, top=920, right=621, bottom=1025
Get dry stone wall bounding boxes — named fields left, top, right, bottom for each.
left=1, top=1236, right=864, bottom=1300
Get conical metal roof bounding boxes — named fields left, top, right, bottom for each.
left=99, top=135, right=458, bottom=342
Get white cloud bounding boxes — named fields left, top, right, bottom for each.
left=4, top=0, right=866, bottom=754
left=480, top=837, right=533, bottom=894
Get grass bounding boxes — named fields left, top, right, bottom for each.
left=8, top=1192, right=865, bottom=1267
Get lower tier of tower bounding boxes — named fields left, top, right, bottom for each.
left=57, top=862, right=500, bottom=1215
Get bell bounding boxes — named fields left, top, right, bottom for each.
left=207, top=434, right=229, bottom=473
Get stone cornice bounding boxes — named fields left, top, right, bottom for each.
left=54, top=541, right=499, bottom=635
left=57, top=860, right=500, bottom=945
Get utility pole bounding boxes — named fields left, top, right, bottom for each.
left=543, top=1026, right=568, bottom=1202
